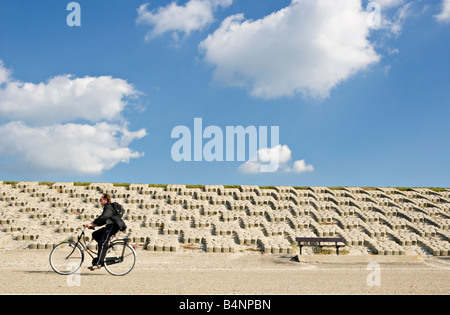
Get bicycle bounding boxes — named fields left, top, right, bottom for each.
left=49, top=226, right=136, bottom=276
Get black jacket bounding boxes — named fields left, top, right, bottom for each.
left=93, top=203, right=115, bottom=226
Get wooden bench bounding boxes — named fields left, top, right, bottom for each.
left=296, top=237, right=346, bottom=255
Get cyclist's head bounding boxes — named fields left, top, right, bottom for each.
left=100, top=193, right=111, bottom=205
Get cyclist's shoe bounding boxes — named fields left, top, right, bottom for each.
left=88, top=257, right=104, bottom=270
left=88, top=263, right=103, bottom=271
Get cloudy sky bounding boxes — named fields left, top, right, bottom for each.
left=0, top=0, right=449, bottom=187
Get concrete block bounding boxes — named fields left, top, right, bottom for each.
left=204, top=185, right=224, bottom=193
left=1, top=182, right=449, bottom=256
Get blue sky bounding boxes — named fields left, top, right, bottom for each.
left=0, top=0, right=449, bottom=188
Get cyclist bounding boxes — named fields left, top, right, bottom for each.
left=85, top=193, right=119, bottom=269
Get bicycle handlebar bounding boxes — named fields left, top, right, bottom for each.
left=83, top=224, right=96, bottom=230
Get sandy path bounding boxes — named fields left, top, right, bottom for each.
left=0, top=249, right=449, bottom=295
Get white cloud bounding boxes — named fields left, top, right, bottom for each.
left=0, top=68, right=138, bottom=125
left=292, top=159, right=314, bottom=173
left=0, top=121, right=146, bottom=175
left=435, top=0, right=450, bottom=23
left=199, top=0, right=379, bottom=99
left=0, top=60, right=147, bottom=176
left=238, top=160, right=261, bottom=174
left=136, top=0, right=232, bottom=41
left=258, top=144, right=293, bottom=166
left=383, top=2, right=414, bottom=36
left=0, top=121, right=146, bottom=176
left=239, top=144, right=314, bottom=174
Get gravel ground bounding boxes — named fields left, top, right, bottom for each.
left=0, top=249, right=449, bottom=295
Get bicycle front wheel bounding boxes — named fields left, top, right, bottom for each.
left=49, top=241, right=84, bottom=275
left=104, top=242, right=136, bottom=276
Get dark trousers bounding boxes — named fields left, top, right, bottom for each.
left=92, top=224, right=119, bottom=265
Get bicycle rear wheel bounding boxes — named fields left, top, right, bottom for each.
left=49, top=241, right=84, bottom=275
left=104, top=242, right=136, bottom=276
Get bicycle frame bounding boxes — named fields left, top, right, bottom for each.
left=66, top=227, right=96, bottom=260
left=69, top=227, right=132, bottom=261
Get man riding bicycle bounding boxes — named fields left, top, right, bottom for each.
left=85, top=193, right=119, bottom=269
